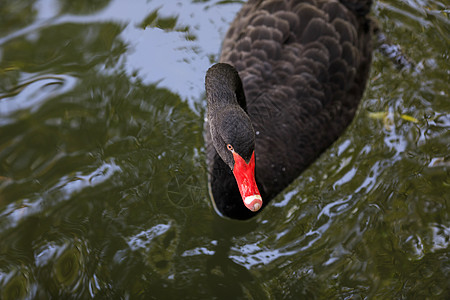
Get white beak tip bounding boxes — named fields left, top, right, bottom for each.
left=252, top=202, right=261, bottom=211
left=243, top=195, right=263, bottom=212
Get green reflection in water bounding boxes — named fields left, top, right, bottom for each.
left=54, top=247, right=81, bottom=287
left=1, top=271, right=29, bottom=300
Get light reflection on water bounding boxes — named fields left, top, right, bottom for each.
left=0, top=74, right=77, bottom=117
left=0, top=159, right=120, bottom=232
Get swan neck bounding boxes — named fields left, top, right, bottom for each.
left=205, top=63, right=247, bottom=111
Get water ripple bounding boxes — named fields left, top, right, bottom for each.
left=0, top=159, right=120, bottom=232
left=0, top=74, right=77, bottom=120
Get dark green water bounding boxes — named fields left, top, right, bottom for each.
left=0, top=0, right=449, bottom=299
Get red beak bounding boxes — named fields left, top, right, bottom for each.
left=232, top=151, right=262, bottom=212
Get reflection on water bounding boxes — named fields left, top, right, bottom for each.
left=0, top=0, right=449, bottom=298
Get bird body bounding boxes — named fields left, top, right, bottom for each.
left=205, top=0, right=373, bottom=219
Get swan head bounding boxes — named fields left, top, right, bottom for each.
left=209, top=110, right=263, bottom=213
left=206, top=63, right=263, bottom=213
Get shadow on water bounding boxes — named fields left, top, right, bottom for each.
left=203, top=217, right=265, bottom=299
left=0, top=0, right=449, bottom=299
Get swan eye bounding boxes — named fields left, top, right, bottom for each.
left=227, top=144, right=234, bottom=152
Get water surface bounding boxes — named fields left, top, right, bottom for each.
left=0, top=0, right=449, bottom=299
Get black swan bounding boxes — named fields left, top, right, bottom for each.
left=205, top=0, right=373, bottom=220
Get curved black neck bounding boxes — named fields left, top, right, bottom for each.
left=205, top=63, right=247, bottom=112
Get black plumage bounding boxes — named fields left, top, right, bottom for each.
left=205, top=0, right=374, bottom=220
